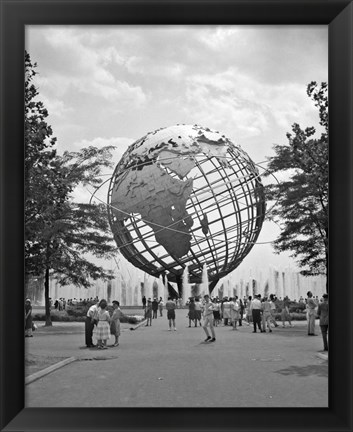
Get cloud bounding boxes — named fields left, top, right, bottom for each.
left=196, top=27, right=241, bottom=50
left=30, top=27, right=147, bottom=111
left=125, top=55, right=185, bottom=78
left=183, top=68, right=318, bottom=140
left=71, top=136, right=132, bottom=156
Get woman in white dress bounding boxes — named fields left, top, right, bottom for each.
left=231, top=296, right=240, bottom=330
left=95, top=299, right=111, bottom=349
left=222, top=297, right=231, bottom=326
left=261, top=297, right=273, bottom=333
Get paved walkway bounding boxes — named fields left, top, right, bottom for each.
left=25, top=310, right=328, bottom=407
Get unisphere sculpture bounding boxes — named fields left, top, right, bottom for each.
left=108, top=124, right=266, bottom=292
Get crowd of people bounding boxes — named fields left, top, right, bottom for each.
left=25, top=290, right=329, bottom=352
left=49, top=296, right=100, bottom=311
left=183, top=291, right=328, bottom=349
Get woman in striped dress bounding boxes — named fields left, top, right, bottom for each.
left=110, top=300, right=123, bottom=347
left=96, top=299, right=111, bottom=349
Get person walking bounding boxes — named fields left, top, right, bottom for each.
left=317, top=293, right=328, bottom=351
left=261, top=297, right=273, bottom=333
left=281, top=296, right=293, bottom=327
left=250, top=294, right=263, bottom=333
left=142, top=295, right=147, bottom=310
left=238, top=298, right=245, bottom=326
left=145, top=299, right=153, bottom=326
left=231, top=297, right=240, bottom=331
left=306, top=291, right=317, bottom=336
left=95, top=299, right=111, bottom=349
left=194, top=297, right=202, bottom=327
left=152, top=298, right=159, bottom=319
left=188, top=297, right=196, bottom=327
left=25, top=299, right=33, bottom=337
left=85, top=299, right=99, bottom=348
left=158, top=297, right=164, bottom=317
left=212, top=298, right=221, bottom=326
left=245, top=296, right=252, bottom=325
left=110, top=300, right=123, bottom=347
left=222, top=297, right=231, bottom=326
left=202, top=294, right=216, bottom=342
left=165, top=297, right=177, bottom=331
left=269, top=294, right=279, bottom=328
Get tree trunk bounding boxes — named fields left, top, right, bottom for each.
left=324, top=232, right=328, bottom=293
left=325, top=250, right=328, bottom=293
left=44, top=266, right=52, bottom=326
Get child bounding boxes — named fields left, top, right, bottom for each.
left=202, top=294, right=216, bottom=342
left=145, top=299, right=152, bottom=326
left=110, top=300, right=123, bottom=347
left=96, top=299, right=111, bottom=349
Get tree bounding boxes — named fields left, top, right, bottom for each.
left=25, top=51, right=58, bottom=257
left=265, top=82, right=328, bottom=287
left=25, top=52, right=117, bottom=325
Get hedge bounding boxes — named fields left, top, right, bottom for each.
left=33, top=307, right=143, bottom=324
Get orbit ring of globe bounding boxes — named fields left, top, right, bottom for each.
left=107, top=124, right=266, bottom=289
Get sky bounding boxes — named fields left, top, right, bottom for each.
left=25, top=25, right=328, bottom=276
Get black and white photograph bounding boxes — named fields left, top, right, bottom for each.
left=23, top=24, right=331, bottom=408
left=1, top=0, right=353, bottom=430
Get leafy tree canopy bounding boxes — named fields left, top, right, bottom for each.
left=265, top=82, right=328, bottom=278
left=25, top=51, right=118, bottom=324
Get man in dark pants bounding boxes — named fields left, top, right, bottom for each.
left=152, top=298, right=159, bottom=319
left=250, top=294, right=263, bottom=333
left=166, top=297, right=177, bottom=331
left=85, top=300, right=99, bottom=348
left=317, top=293, right=329, bottom=351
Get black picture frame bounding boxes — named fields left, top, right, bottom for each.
left=1, top=1, right=352, bottom=431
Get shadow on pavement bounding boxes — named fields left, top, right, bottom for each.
left=274, top=364, right=328, bottom=378
left=267, top=329, right=318, bottom=338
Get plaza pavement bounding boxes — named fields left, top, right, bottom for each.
left=25, top=309, right=328, bottom=408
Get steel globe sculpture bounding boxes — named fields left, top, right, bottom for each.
left=108, top=124, right=266, bottom=292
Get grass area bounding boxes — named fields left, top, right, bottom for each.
left=25, top=353, right=70, bottom=377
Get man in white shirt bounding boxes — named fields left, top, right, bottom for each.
left=202, top=294, right=216, bottom=342
left=85, top=300, right=99, bottom=348
left=250, top=294, right=263, bottom=333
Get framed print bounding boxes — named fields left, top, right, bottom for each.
left=1, top=0, right=352, bottom=431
